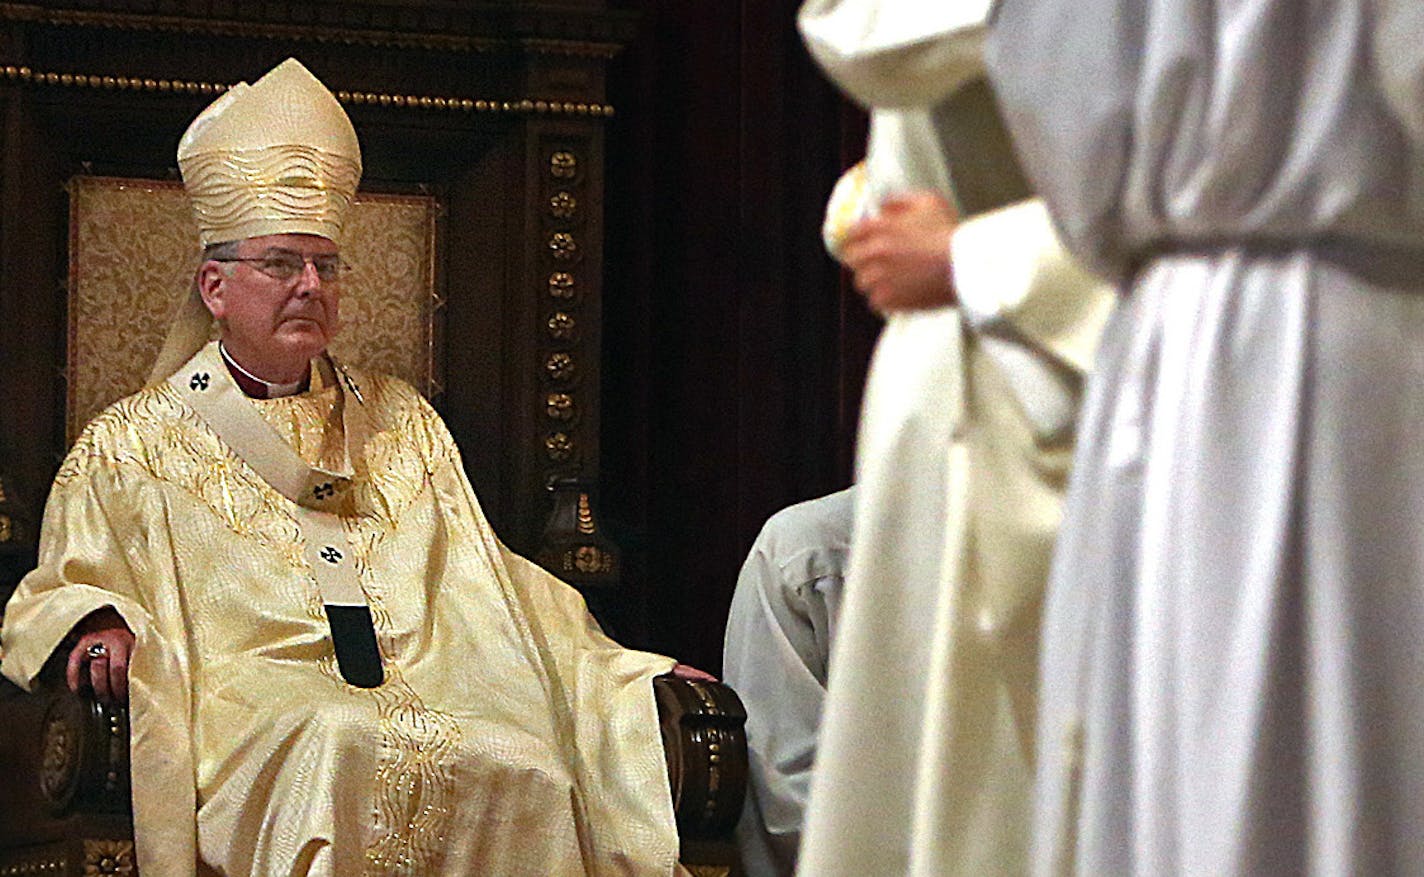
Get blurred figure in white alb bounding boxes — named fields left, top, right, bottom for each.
left=988, top=1, right=1424, bottom=875
left=723, top=487, right=853, bottom=877
left=793, top=1, right=1115, bottom=874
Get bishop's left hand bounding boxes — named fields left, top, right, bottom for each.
left=669, top=663, right=718, bottom=683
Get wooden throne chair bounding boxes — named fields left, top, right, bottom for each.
left=0, top=2, right=747, bottom=874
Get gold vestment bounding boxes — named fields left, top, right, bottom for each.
left=1, top=346, right=679, bottom=876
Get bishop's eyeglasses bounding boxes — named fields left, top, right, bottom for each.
left=212, top=249, right=352, bottom=282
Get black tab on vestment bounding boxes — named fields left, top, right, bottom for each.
left=325, top=604, right=384, bottom=688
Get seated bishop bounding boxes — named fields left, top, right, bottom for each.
left=0, top=58, right=694, bottom=877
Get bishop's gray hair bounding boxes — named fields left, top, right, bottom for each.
left=203, top=240, right=243, bottom=276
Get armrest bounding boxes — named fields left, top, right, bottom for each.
left=0, top=671, right=131, bottom=875
left=37, top=690, right=131, bottom=818
left=10, top=672, right=746, bottom=829
left=1, top=661, right=130, bottom=821
left=653, top=675, right=748, bottom=841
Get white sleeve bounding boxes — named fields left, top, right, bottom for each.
left=797, top=0, right=991, bottom=108
left=952, top=198, right=1116, bottom=374
left=951, top=198, right=1117, bottom=439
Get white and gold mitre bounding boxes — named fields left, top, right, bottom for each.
left=177, top=58, right=361, bottom=246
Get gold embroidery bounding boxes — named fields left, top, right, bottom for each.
left=60, top=376, right=437, bottom=564
left=361, top=663, right=462, bottom=874
left=57, top=386, right=307, bottom=569
left=60, top=371, right=465, bottom=872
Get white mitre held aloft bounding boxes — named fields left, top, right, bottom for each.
left=150, top=58, right=362, bottom=383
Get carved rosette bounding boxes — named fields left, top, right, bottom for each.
left=548, top=231, right=579, bottom=261
left=549, top=191, right=578, bottom=219
left=571, top=544, right=614, bottom=575
left=546, top=392, right=575, bottom=421
left=545, top=432, right=575, bottom=462
left=537, top=142, right=592, bottom=480
left=546, top=312, right=577, bottom=341
left=82, top=839, right=135, bottom=876
left=547, top=271, right=577, bottom=301
left=545, top=352, right=576, bottom=382
left=549, top=151, right=579, bottom=179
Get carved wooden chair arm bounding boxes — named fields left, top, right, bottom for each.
left=653, top=675, right=749, bottom=840
left=16, top=675, right=748, bottom=823
left=0, top=671, right=135, bottom=875
left=35, top=685, right=131, bottom=818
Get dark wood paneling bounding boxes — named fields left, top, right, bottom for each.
left=1, top=89, right=67, bottom=514
left=602, top=1, right=877, bottom=670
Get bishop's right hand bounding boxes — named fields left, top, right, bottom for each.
left=65, top=607, right=135, bottom=705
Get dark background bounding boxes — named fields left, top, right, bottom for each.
left=600, top=0, right=876, bottom=672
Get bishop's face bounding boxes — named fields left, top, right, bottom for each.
left=198, top=233, right=343, bottom=383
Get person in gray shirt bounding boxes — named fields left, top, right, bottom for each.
left=723, top=488, right=853, bottom=877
